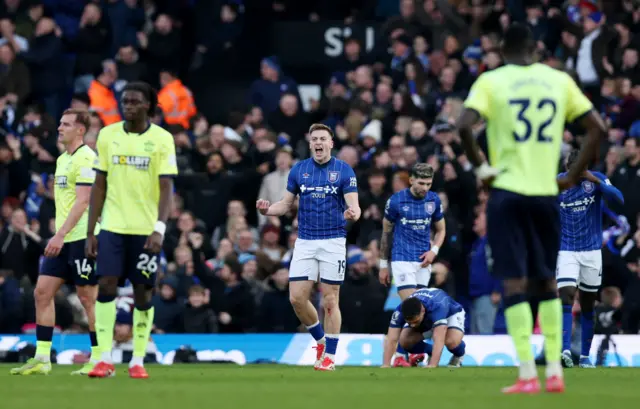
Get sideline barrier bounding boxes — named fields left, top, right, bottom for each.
left=1, top=334, right=639, bottom=366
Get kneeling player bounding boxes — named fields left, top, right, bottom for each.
left=386, top=288, right=466, bottom=368
left=11, top=109, right=99, bottom=376
left=557, top=150, right=624, bottom=368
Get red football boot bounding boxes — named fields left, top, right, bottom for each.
left=409, top=353, right=425, bottom=367
left=316, top=356, right=335, bottom=371
left=502, top=378, right=541, bottom=394
left=545, top=376, right=565, bottom=393
left=128, top=365, right=149, bottom=379
left=392, top=356, right=411, bottom=367
left=87, top=361, right=115, bottom=378
left=313, top=343, right=326, bottom=370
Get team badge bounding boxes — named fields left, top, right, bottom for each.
left=399, top=274, right=406, bottom=282
left=582, top=181, right=595, bottom=193
left=425, top=202, right=435, bottom=214
left=328, top=171, right=340, bottom=183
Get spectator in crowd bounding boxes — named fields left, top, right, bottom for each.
left=88, top=59, right=121, bottom=125
left=248, top=56, right=299, bottom=114
left=180, top=284, right=218, bottom=333
left=158, top=69, right=196, bottom=129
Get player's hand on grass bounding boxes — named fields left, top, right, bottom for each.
left=44, top=233, right=64, bottom=257
left=85, top=234, right=98, bottom=259
left=256, top=199, right=271, bottom=215
left=379, top=267, right=390, bottom=286
left=144, top=232, right=163, bottom=254
left=420, top=251, right=436, bottom=267
left=344, top=206, right=357, bottom=221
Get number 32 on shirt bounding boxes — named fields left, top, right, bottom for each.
left=509, top=98, right=557, bottom=143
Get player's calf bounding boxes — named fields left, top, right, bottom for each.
left=578, top=290, right=597, bottom=366
left=445, top=329, right=465, bottom=367
left=558, top=286, right=577, bottom=367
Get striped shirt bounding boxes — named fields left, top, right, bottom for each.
left=287, top=157, right=357, bottom=240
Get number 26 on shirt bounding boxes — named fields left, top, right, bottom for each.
left=509, top=98, right=557, bottom=143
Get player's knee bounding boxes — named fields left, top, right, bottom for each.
left=445, top=331, right=463, bottom=350
left=502, top=278, right=527, bottom=296
left=133, top=284, right=153, bottom=306
left=288, top=288, right=308, bottom=308
left=558, top=286, right=576, bottom=305
left=77, top=291, right=96, bottom=309
left=98, top=277, right=118, bottom=297
left=33, top=285, right=53, bottom=306
left=322, top=292, right=339, bottom=311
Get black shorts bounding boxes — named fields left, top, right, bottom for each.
left=96, top=230, right=158, bottom=286
left=486, top=188, right=560, bottom=280
left=40, top=239, right=97, bottom=286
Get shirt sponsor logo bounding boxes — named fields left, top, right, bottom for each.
left=560, top=196, right=595, bottom=212
left=328, top=171, right=340, bottom=183
left=55, top=176, right=68, bottom=188
left=112, top=155, right=151, bottom=170
left=425, top=202, right=435, bottom=215
left=300, top=184, right=338, bottom=198
left=349, top=177, right=357, bottom=187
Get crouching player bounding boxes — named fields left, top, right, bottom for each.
left=384, top=288, right=466, bottom=368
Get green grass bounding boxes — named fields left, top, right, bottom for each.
left=1, top=364, right=636, bottom=409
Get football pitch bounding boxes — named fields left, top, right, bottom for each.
left=1, top=364, right=637, bottom=409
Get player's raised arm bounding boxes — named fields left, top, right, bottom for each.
left=257, top=191, right=296, bottom=217
left=559, top=76, right=607, bottom=190
left=587, top=171, right=624, bottom=205
left=342, top=166, right=360, bottom=221
left=343, top=192, right=361, bottom=221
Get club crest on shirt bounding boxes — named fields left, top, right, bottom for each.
left=582, top=181, right=595, bottom=193
left=328, top=171, right=340, bottom=183
left=425, top=202, right=435, bottom=215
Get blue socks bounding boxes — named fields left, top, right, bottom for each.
left=448, top=340, right=466, bottom=357
left=562, top=304, right=573, bottom=351
left=581, top=311, right=594, bottom=357
left=396, top=344, right=407, bottom=357
left=306, top=321, right=325, bottom=342
left=326, top=335, right=338, bottom=356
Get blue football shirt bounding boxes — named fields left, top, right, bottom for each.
left=389, top=288, right=463, bottom=331
left=287, top=157, right=357, bottom=240
left=558, top=171, right=622, bottom=252
left=384, top=189, right=443, bottom=262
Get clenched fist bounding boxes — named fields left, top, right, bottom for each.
left=256, top=199, right=271, bottom=216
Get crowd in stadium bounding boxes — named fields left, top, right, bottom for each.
left=0, top=0, right=639, bottom=345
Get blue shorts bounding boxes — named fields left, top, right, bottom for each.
left=40, top=239, right=97, bottom=286
left=486, top=188, right=560, bottom=280
left=96, top=230, right=158, bottom=287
